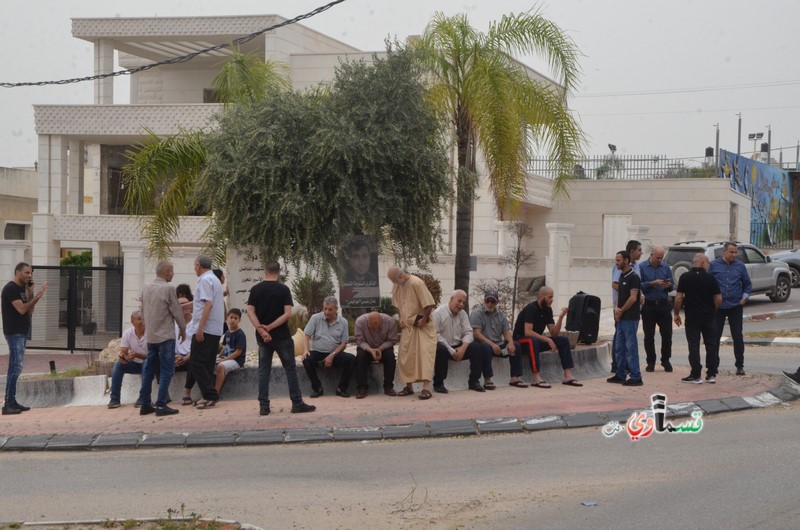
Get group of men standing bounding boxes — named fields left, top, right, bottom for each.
left=607, top=239, right=751, bottom=387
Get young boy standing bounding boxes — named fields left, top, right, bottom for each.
left=215, top=308, right=247, bottom=395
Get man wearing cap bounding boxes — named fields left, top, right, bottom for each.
left=432, top=290, right=495, bottom=393
left=470, top=288, right=528, bottom=388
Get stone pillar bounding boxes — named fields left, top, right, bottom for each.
left=120, top=241, right=146, bottom=332
left=545, top=223, right=574, bottom=309
left=37, top=134, right=69, bottom=215
left=68, top=140, right=85, bottom=214
left=94, top=39, right=114, bottom=105
left=31, top=213, right=59, bottom=266
left=0, top=241, right=32, bottom=349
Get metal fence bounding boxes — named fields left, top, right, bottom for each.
left=528, top=155, right=715, bottom=180
left=27, top=263, right=123, bottom=352
left=751, top=221, right=796, bottom=250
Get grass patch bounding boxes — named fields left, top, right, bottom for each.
left=745, top=328, right=800, bottom=338
left=23, top=366, right=97, bottom=381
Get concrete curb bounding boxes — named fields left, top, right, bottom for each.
left=2, top=377, right=797, bottom=452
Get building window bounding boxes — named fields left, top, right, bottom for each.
left=3, top=223, right=27, bottom=240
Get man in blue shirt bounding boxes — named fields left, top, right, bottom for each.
left=709, top=242, right=751, bottom=375
left=639, top=246, right=674, bottom=373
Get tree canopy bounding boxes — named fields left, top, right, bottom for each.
left=197, top=46, right=452, bottom=273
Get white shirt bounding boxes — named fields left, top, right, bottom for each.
left=432, top=304, right=473, bottom=354
left=187, top=270, right=225, bottom=337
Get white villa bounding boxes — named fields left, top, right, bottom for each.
left=0, top=14, right=750, bottom=348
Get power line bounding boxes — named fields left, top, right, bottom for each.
left=0, top=0, right=346, bottom=89
left=577, top=79, right=800, bottom=98
left=579, top=104, right=800, bottom=118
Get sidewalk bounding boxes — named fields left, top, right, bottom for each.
left=1, top=307, right=799, bottom=450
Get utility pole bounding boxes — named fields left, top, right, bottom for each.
left=736, top=113, right=742, bottom=156
left=766, top=124, right=771, bottom=165
left=714, top=123, right=720, bottom=168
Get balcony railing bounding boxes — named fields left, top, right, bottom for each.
left=528, top=155, right=716, bottom=181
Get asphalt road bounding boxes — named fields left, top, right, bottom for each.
left=0, top=404, right=798, bottom=529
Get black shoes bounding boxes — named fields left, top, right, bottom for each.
left=260, top=406, right=271, bottom=416
left=107, top=400, right=121, bottom=409
left=336, top=388, right=351, bottom=398
left=139, top=404, right=156, bottom=415
left=291, top=402, right=316, bottom=413
left=645, top=365, right=655, bottom=373
left=155, top=405, right=179, bottom=417
left=468, top=382, right=486, bottom=392
left=623, top=379, right=644, bottom=386
left=606, top=376, right=625, bottom=384
left=681, top=375, right=703, bottom=384
left=1, top=404, right=23, bottom=415
left=310, top=387, right=324, bottom=398
left=783, top=371, right=800, bottom=385
left=433, top=384, right=449, bottom=394
left=661, top=362, right=673, bottom=372
left=736, top=369, right=746, bottom=376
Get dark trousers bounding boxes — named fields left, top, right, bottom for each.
left=715, top=304, right=744, bottom=369
left=642, top=300, right=673, bottom=366
left=433, top=341, right=492, bottom=386
left=302, top=350, right=356, bottom=392
left=259, top=338, right=304, bottom=406
left=355, top=346, right=396, bottom=389
left=189, top=333, right=221, bottom=401
left=686, top=318, right=718, bottom=378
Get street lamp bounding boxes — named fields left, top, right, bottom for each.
left=748, top=132, right=763, bottom=156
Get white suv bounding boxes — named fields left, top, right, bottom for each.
left=664, top=241, right=792, bottom=303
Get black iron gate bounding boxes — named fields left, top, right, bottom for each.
left=27, top=262, right=123, bottom=352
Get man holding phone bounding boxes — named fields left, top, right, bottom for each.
left=2, top=262, right=47, bottom=415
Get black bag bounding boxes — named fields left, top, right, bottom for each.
left=565, top=291, right=601, bottom=344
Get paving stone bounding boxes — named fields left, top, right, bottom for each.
left=475, top=418, right=523, bottom=434
left=695, top=399, right=731, bottom=414
left=562, top=412, right=606, bottom=428
left=92, top=432, right=142, bottom=449
left=667, top=402, right=701, bottom=417
left=769, top=386, right=797, bottom=402
left=719, top=396, right=753, bottom=412
left=284, top=428, right=332, bottom=443
left=522, top=415, right=566, bottom=431
left=138, top=433, right=187, bottom=448
left=46, top=434, right=95, bottom=450
left=186, top=431, right=237, bottom=447
left=2, top=435, right=52, bottom=451
left=333, top=427, right=383, bottom=441
left=603, top=409, right=639, bottom=423
left=0, top=436, right=7, bottom=449
left=427, top=419, right=477, bottom=437
left=779, top=382, right=800, bottom=397
left=381, top=423, right=430, bottom=440
left=236, top=430, right=285, bottom=445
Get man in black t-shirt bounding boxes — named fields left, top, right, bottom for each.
left=2, top=262, right=47, bottom=415
left=673, top=253, right=722, bottom=384
left=246, top=261, right=315, bottom=416
left=608, top=251, right=643, bottom=386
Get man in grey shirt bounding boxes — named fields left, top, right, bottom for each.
left=138, top=260, right=185, bottom=416
left=302, top=296, right=356, bottom=398
left=432, top=290, right=494, bottom=393
left=470, top=289, right=528, bottom=388
left=354, top=311, right=399, bottom=398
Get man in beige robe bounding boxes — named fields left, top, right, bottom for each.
left=388, top=266, right=436, bottom=400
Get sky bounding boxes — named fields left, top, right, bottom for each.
left=2, top=0, right=799, bottom=168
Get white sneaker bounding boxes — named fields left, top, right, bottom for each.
left=705, top=375, right=716, bottom=384
left=681, top=375, right=703, bottom=384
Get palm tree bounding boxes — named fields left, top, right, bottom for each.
left=123, top=49, right=290, bottom=261
left=415, top=9, right=585, bottom=293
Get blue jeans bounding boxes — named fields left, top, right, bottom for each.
left=258, top=338, right=303, bottom=406
left=109, top=359, right=143, bottom=403
left=615, top=319, right=641, bottom=381
left=4, top=334, right=27, bottom=405
left=138, top=339, right=176, bottom=408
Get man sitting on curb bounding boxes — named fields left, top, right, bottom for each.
left=432, top=290, right=494, bottom=393
left=470, top=288, right=528, bottom=388
left=302, top=296, right=356, bottom=398
left=514, top=286, right=583, bottom=388
left=354, top=311, right=399, bottom=398
left=108, top=310, right=147, bottom=408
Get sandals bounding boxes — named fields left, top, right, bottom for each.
left=509, top=380, right=529, bottom=388
left=418, top=389, right=432, bottom=400
left=397, top=387, right=415, bottom=397
left=181, top=397, right=194, bottom=406
left=484, top=382, right=496, bottom=390
left=562, top=379, right=584, bottom=387
left=531, top=380, right=552, bottom=389
left=195, top=399, right=218, bottom=409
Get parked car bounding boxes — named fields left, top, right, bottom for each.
left=769, top=248, right=800, bottom=288
left=664, top=241, right=792, bottom=303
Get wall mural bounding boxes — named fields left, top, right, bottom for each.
left=718, top=149, right=793, bottom=247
